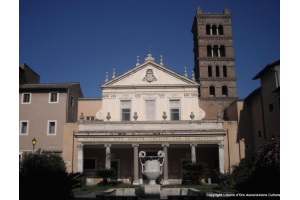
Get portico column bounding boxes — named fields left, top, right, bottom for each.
left=77, top=142, right=84, bottom=173
left=218, top=46, right=220, bottom=57
left=218, top=142, right=225, bottom=173
left=132, top=143, right=139, bottom=185
left=210, top=26, right=212, bottom=35
left=190, top=143, right=197, bottom=163
left=216, top=26, right=219, bottom=35
left=162, top=143, right=169, bottom=185
left=104, top=144, right=112, bottom=169
left=211, top=47, right=214, bottom=57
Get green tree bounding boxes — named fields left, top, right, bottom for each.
left=20, top=150, right=83, bottom=200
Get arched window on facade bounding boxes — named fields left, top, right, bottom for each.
left=218, top=25, right=224, bottom=35
left=213, top=45, right=219, bottom=57
left=222, top=86, right=228, bottom=96
left=209, top=86, right=215, bottom=97
left=212, top=25, right=217, bottom=35
left=208, top=66, right=212, bottom=77
left=223, top=65, right=227, bottom=77
left=216, top=66, right=220, bottom=77
left=207, top=45, right=212, bottom=57
left=220, top=45, right=226, bottom=57
left=206, top=24, right=210, bottom=35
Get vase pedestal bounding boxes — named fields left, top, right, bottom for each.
left=143, top=184, right=161, bottom=196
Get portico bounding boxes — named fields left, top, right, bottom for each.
left=75, top=119, right=226, bottom=184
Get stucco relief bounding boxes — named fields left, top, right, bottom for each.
left=197, top=108, right=206, bottom=120
left=142, top=69, right=157, bottom=83
left=96, top=110, right=104, bottom=120
left=120, top=94, right=132, bottom=99
left=168, top=94, right=180, bottom=98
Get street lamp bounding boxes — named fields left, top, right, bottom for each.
left=32, top=138, right=36, bottom=153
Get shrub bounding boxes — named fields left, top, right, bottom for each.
left=19, top=151, right=83, bottom=200
left=96, top=168, right=117, bottom=185
left=214, top=140, right=280, bottom=193
left=182, top=161, right=209, bottom=185
left=231, top=160, right=254, bottom=189
left=213, top=170, right=235, bottom=189
left=255, top=139, right=280, bottom=170
left=236, top=140, right=280, bottom=193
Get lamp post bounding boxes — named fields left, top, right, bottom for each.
left=32, top=138, right=36, bottom=153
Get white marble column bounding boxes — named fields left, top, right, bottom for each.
left=210, top=27, right=212, bottom=35
left=104, top=144, right=112, bottom=169
left=132, top=143, right=139, bottom=185
left=218, top=142, right=225, bottom=173
left=211, top=47, right=214, bottom=57
left=77, top=142, right=84, bottom=173
left=218, top=47, right=220, bottom=57
left=216, top=26, right=219, bottom=35
left=162, top=143, right=169, bottom=185
left=190, top=143, right=197, bottom=163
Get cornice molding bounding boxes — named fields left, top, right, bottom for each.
left=199, top=77, right=236, bottom=81
left=196, top=15, right=231, bottom=19
left=198, top=57, right=235, bottom=61
left=199, top=97, right=238, bottom=101
left=198, top=36, right=232, bottom=40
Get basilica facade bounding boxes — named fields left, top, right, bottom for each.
left=68, top=52, right=241, bottom=185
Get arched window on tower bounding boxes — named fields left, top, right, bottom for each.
left=220, top=45, right=226, bottom=57
left=222, top=86, right=228, bottom=97
left=208, top=66, right=212, bottom=77
left=207, top=45, right=212, bottom=57
left=206, top=24, right=210, bottom=35
left=212, top=25, right=217, bottom=35
left=216, top=66, right=220, bottom=77
left=209, top=86, right=215, bottom=97
left=218, top=25, right=224, bottom=35
left=223, top=65, right=227, bottom=77
left=213, top=45, right=218, bottom=57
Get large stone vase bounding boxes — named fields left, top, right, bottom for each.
left=139, top=150, right=165, bottom=185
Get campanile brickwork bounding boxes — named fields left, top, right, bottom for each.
left=192, top=6, right=238, bottom=119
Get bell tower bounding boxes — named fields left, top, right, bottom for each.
left=191, top=6, right=238, bottom=119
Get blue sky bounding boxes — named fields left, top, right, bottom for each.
left=19, top=0, right=280, bottom=98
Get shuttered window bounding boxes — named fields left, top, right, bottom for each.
left=170, top=100, right=180, bottom=120
left=121, top=100, right=131, bottom=121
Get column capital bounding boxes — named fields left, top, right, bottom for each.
left=190, top=143, right=197, bottom=147
left=218, top=142, right=224, bottom=149
left=104, top=143, right=112, bottom=148
left=132, top=143, right=139, bottom=148
left=77, top=142, right=84, bottom=149
left=162, top=143, right=169, bottom=148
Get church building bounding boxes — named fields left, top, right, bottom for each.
left=19, top=6, right=259, bottom=186
left=60, top=7, right=243, bottom=185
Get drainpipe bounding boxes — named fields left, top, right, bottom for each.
left=269, top=68, right=279, bottom=88
left=72, top=131, right=74, bottom=173
left=226, top=129, right=231, bottom=172
left=258, top=93, right=267, bottom=144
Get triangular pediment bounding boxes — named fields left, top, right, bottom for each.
left=101, top=61, right=198, bottom=88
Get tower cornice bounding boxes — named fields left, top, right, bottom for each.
left=198, top=57, right=235, bottom=61
left=199, top=97, right=238, bottom=101
left=199, top=77, right=236, bottom=81
left=196, top=14, right=231, bottom=19
left=198, top=36, right=233, bottom=40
